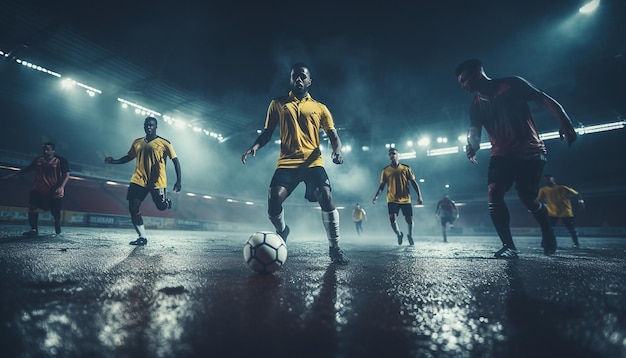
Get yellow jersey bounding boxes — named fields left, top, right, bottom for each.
left=380, top=163, right=415, bottom=204
left=265, top=92, right=335, bottom=169
left=127, top=136, right=177, bottom=189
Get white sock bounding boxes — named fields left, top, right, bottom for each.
left=134, top=224, right=147, bottom=238
left=392, top=221, right=400, bottom=234
left=322, top=209, right=340, bottom=248
left=269, top=210, right=286, bottom=233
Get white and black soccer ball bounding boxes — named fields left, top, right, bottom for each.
left=243, top=231, right=288, bottom=274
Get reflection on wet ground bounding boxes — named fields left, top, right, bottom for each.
left=0, top=226, right=625, bottom=357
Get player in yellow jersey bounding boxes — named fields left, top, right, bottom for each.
left=352, top=203, right=367, bottom=237
left=105, top=117, right=182, bottom=245
left=241, top=63, right=348, bottom=265
left=372, top=148, right=423, bottom=245
left=538, top=174, right=585, bottom=248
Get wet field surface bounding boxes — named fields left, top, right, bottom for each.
left=1, top=225, right=625, bottom=358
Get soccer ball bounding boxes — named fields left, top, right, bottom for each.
left=243, top=231, right=288, bottom=274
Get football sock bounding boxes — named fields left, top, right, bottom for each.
left=530, top=203, right=553, bottom=237
left=28, top=211, right=38, bottom=231
left=391, top=221, right=400, bottom=235
left=322, top=209, right=340, bottom=248
left=269, top=209, right=286, bottom=233
left=489, top=202, right=516, bottom=250
left=134, top=224, right=147, bottom=238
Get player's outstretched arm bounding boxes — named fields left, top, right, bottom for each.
left=327, top=129, right=343, bottom=164
left=104, top=155, right=133, bottom=165
left=172, top=157, right=182, bottom=192
left=466, top=126, right=481, bottom=164
left=372, top=184, right=385, bottom=204
left=242, top=128, right=274, bottom=164
left=538, top=93, right=577, bottom=146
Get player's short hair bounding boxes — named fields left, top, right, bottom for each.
left=42, top=142, right=55, bottom=149
left=291, top=62, right=310, bottom=73
left=144, top=116, right=158, bottom=124
left=388, top=147, right=398, bottom=154
left=455, top=59, right=483, bottom=76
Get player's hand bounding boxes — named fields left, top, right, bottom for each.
left=241, top=148, right=256, bottom=164
left=54, top=187, right=65, bottom=198
left=104, top=157, right=113, bottom=164
left=173, top=181, right=182, bottom=193
left=417, top=198, right=423, bottom=205
left=560, top=125, right=577, bottom=147
left=372, top=197, right=377, bottom=204
left=465, top=145, right=478, bottom=164
left=332, top=152, right=343, bottom=164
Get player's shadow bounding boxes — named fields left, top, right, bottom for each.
left=299, top=263, right=339, bottom=357
left=498, top=260, right=595, bottom=358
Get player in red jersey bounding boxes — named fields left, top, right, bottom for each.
left=456, top=59, right=577, bottom=258
left=2, top=142, right=70, bottom=236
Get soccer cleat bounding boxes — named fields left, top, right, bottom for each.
left=166, top=198, right=172, bottom=209
left=573, top=243, right=580, bottom=248
left=397, top=232, right=404, bottom=245
left=277, top=225, right=290, bottom=243
left=407, top=234, right=414, bottom=246
left=129, top=237, right=148, bottom=246
left=55, top=223, right=61, bottom=235
left=494, top=246, right=519, bottom=259
left=329, top=246, right=349, bottom=265
left=22, top=228, right=38, bottom=237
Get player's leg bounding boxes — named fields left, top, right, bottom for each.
left=50, top=198, right=62, bottom=235
left=562, top=216, right=580, bottom=247
left=268, top=168, right=294, bottom=241
left=308, top=167, right=348, bottom=264
left=487, top=157, right=518, bottom=257
left=150, top=188, right=171, bottom=211
left=23, top=190, right=41, bottom=236
left=441, top=217, right=448, bottom=242
left=127, top=184, right=149, bottom=245
left=515, top=159, right=555, bottom=255
left=401, top=204, right=415, bottom=245
left=387, top=203, right=403, bottom=244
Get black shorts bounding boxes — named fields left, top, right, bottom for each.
left=127, top=182, right=166, bottom=202
left=440, top=216, right=455, bottom=226
left=388, top=202, right=413, bottom=217
left=487, top=156, right=545, bottom=198
left=270, top=166, right=331, bottom=202
left=28, top=190, right=60, bottom=212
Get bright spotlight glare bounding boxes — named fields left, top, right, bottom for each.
left=579, top=0, right=600, bottom=14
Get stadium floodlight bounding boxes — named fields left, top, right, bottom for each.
left=406, top=140, right=414, bottom=147
left=343, top=145, right=352, bottom=152
left=203, top=195, right=213, bottom=199
left=361, top=146, right=370, bottom=152
left=576, top=120, right=625, bottom=134
left=186, top=193, right=197, bottom=197
left=117, top=98, right=161, bottom=116
left=398, top=151, right=417, bottom=160
left=427, top=146, right=459, bottom=156
left=417, top=137, right=430, bottom=147
left=579, top=0, right=600, bottom=14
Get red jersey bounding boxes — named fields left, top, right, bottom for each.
left=29, top=155, right=70, bottom=196
left=469, top=76, right=546, bottom=159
